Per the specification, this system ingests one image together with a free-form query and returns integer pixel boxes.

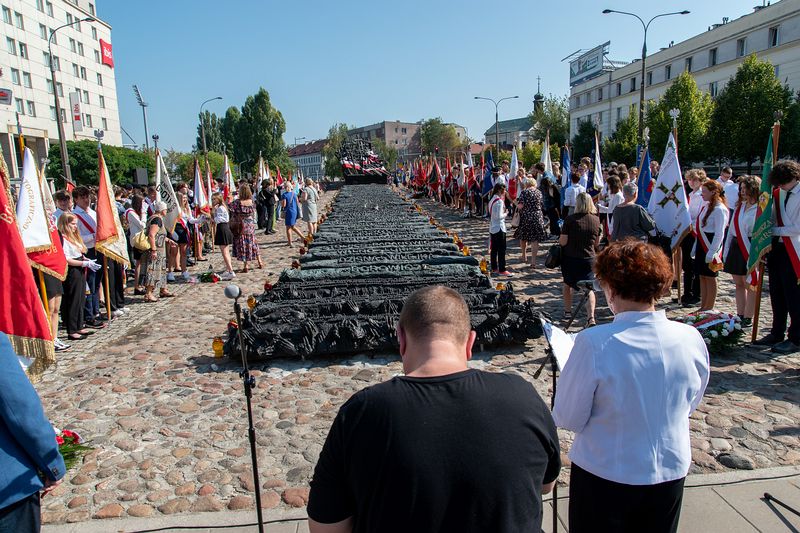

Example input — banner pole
[103,255,112,322]
[751,262,767,343]
[37,270,50,326]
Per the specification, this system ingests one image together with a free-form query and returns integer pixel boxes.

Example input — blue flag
[636,149,653,207]
[560,145,571,208]
[481,150,494,196]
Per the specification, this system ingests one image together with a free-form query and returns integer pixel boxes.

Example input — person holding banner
[722,175,760,327]
[140,202,176,302]
[71,187,105,329]
[680,170,707,307]
[693,181,728,312]
[755,161,800,354]
[125,195,147,295]
[58,213,100,340]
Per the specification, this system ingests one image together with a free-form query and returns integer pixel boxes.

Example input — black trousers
[113,261,125,310]
[681,234,701,299]
[266,204,276,232]
[569,463,685,533]
[768,242,800,343]
[490,231,506,272]
[61,265,85,335]
[546,206,560,235]
[0,492,40,533]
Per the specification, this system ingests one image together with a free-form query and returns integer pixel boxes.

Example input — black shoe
[753,333,784,346]
[740,317,753,328]
[772,340,800,354]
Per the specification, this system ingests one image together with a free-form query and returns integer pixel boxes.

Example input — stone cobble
[32,188,800,524]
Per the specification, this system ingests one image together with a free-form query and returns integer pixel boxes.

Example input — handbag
[132,229,151,251]
[229,216,242,236]
[544,243,562,269]
[511,210,521,228]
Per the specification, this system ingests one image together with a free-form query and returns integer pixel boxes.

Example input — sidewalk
[43,467,800,533]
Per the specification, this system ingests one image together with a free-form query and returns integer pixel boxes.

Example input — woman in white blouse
[553,239,709,533]
[125,194,147,295]
[693,180,729,311]
[598,175,624,237]
[680,170,708,306]
[723,175,761,327]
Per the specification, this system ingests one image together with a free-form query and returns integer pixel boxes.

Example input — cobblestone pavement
[33,187,800,525]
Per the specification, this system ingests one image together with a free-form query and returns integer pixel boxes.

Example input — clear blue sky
[101,0,763,153]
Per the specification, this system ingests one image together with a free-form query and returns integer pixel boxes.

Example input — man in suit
[0,334,66,532]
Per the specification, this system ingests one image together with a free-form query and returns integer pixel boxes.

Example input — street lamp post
[474,96,519,155]
[132,85,150,152]
[293,136,306,147]
[602,8,690,141]
[199,96,222,154]
[152,134,159,151]
[48,16,95,185]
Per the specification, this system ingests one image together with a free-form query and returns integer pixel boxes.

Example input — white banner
[16,147,51,252]
[154,149,181,232]
[648,132,692,250]
[69,92,83,133]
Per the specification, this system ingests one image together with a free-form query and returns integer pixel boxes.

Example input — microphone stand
[564,282,594,330]
[232,293,264,533]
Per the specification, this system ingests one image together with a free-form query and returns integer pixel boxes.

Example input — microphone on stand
[224,284,242,300]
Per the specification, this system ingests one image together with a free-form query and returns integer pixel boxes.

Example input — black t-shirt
[307,369,560,533]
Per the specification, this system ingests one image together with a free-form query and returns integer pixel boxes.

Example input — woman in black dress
[513,178,549,268]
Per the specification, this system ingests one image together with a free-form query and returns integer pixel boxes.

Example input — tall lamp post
[293,136,306,147]
[199,96,222,154]
[474,96,519,154]
[48,16,95,185]
[132,84,150,152]
[602,8,690,141]
[152,134,159,151]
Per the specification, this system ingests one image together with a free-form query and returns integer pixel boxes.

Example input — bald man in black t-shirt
[307,286,561,533]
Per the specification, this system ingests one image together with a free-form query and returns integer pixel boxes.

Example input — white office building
[569,0,800,140]
[0,0,120,178]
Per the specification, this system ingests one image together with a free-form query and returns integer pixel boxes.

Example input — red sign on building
[100,39,114,68]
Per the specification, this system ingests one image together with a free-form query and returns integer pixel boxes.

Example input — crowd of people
[34,174,322,353]
[398,154,800,352]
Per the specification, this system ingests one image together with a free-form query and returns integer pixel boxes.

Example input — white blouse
[126,208,145,236]
[695,203,729,259]
[213,205,229,223]
[62,238,83,260]
[553,310,709,485]
[688,189,705,227]
[723,203,757,260]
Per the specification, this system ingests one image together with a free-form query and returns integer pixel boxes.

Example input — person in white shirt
[597,175,624,236]
[692,180,729,311]
[717,166,739,213]
[72,187,106,328]
[755,160,800,354]
[488,184,511,276]
[722,175,760,327]
[563,173,586,217]
[53,190,72,222]
[125,195,147,295]
[578,159,591,189]
[681,170,708,306]
[553,239,709,533]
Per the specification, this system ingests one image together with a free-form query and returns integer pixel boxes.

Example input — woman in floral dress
[513,178,549,268]
[229,183,263,273]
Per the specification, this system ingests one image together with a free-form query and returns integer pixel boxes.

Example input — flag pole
[751,117,781,342]
[670,109,682,302]
[37,270,50,326]
[103,255,112,322]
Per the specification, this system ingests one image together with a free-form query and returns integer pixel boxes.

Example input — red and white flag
[16,148,51,253]
[222,154,235,201]
[96,148,130,267]
[193,158,210,215]
[275,165,283,187]
[28,158,67,281]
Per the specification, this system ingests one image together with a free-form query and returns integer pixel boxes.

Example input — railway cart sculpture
[225,184,544,362]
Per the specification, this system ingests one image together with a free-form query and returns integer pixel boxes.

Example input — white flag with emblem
[154,149,181,232]
[648,132,691,250]
[15,147,51,252]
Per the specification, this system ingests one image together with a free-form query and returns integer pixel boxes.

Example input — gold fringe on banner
[7,333,55,383]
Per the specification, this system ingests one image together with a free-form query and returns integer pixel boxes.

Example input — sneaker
[220,271,235,281]
[54,339,70,352]
[166,272,176,282]
[753,333,784,346]
[772,339,800,354]
[112,309,125,318]
[121,307,131,314]
[499,271,514,277]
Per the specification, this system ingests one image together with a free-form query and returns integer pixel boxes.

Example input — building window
[10,68,20,85]
[22,72,31,88]
[401,127,407,134]
[101,117,107,130]
[18,42,27,58]
[775,64,780,78]
[91,27,97,40]
[94,49,100,62]
[77,42,84,56]
[37,0,44,11]
[14,11,23,29]
[616,107,622,121]
[709,48,717,67]
[646,71,653,86]
[1,6,9,23]
[72,63,79,76]
[709,81,718,97]
[685,57,693,72]
[47,79,54,93]
[629,77,636,92]
[56,82,63,96]
[84,114,92,127]
[6,37,16,55]
[74,19,80,32]
[98,95,105,108]
[15,98,24,114]
[39,23,47,39]
[83,90,89,104]
[665,65,672,80]
[52,56,60,71]
[27,101,35,117]
[598,111,603,124]
[96,73,102,86]
[615,82,622,96]
[80,67,87,80]
[66,13,73,24]
[769,26,779,48]
[49,28,57,44]
[50,106,57,120]
[60,108,66,123]
[69,38,76,52]
[89,3,95,16]
[737,38,746,57]
[597,88,603,101]
[46,1,53,16]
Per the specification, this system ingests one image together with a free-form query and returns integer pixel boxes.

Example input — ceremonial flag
[255,155,269,192]
[541,131,554,180]
[481,150,494,196]
[154,149,181,232]
[0,151,54,380]
[647,133,691,251]
[428,156,441,187]
[221,153,235,201]
[747,127,777,275]
[444,156,453,189]
[592,132,604,191]
[28,162,67,280]
[16,148,51,253]
[95,147,130,267]
[509,147,519,199]
[636,148,653,207]
[560,145,571,189]
[466,152,476,189]
[65,178,75,193]
[193,158,210,215]
[275,165,283,186]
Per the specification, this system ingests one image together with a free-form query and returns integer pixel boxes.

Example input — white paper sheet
[540,318,575,371]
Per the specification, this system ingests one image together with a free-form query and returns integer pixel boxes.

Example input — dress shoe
[753,333,784,346]
[772,340,800,354]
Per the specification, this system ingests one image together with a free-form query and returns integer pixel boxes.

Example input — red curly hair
[594,239,673,303]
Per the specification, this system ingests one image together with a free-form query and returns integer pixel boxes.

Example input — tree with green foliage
[708,54,792,173]
[530,95,570,145]
[645,72,715,164]
[603,108,639,167]
[235,88,288,170]
[220,106,241,157]
[780,90,800,159]
[196,111,223,153]
[322,123,350,178]
[46,140,154,186]
[420,118,463,155]
[372,138,398,171]
[571,120,597,161]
